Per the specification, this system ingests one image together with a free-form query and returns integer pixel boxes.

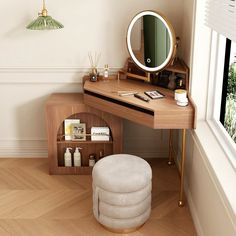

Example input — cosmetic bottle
[64,147,72,167]
[104,64,109,78]
[89,154,96,167]
[168,72,176,90]
[74,147,82,167]
[99,150,104,159]
[176,76,185,89]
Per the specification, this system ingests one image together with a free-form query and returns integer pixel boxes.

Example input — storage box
[91,127,110,141]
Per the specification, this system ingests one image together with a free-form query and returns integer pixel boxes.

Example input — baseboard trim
[0,140,48,158]
[186,183,205,236]
[0,140,167,159]
[124,151,168,159]
[174,138,204,236]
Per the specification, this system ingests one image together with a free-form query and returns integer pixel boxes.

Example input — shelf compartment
[56,166,93,175]
[45,93,123,175]
[57,133,112,142]
[57,142,113,167]
[57,140,113,144]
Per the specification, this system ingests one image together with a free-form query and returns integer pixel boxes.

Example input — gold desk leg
[179,129,186,207]
[168,129,174,165]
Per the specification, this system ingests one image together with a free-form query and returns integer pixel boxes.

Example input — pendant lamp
[27,0,63,30]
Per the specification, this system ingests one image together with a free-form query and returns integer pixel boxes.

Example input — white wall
[0,0,183,68]
[180,0,236,235]
[0,0,184,157]
[2,1,235,235]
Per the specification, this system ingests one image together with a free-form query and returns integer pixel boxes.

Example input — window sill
[191,120,236,224]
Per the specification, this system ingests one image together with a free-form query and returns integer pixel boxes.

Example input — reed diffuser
[88,52,101,82]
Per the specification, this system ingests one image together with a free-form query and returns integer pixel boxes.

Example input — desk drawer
[84,92,154,129]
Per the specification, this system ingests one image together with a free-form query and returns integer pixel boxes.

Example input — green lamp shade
[26,16,64,30]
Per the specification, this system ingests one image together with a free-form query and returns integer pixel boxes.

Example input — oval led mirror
[127,11,176,75]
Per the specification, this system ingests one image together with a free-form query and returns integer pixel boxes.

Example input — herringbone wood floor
[0,158,197,236]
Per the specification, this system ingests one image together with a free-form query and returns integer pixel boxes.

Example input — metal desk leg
[168,129,174,165]
[179,129,186,207]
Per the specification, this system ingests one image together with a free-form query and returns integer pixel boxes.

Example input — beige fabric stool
[92,154,152,233]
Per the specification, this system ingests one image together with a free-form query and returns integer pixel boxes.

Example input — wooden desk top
[83,77,196,129]
[46,93,85,106]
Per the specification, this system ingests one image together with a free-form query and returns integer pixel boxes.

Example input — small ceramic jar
[89,154,96,167]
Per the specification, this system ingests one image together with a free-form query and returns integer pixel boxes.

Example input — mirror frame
[127,10,176,74]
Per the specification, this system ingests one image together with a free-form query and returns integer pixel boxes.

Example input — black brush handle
[134,94,150,102]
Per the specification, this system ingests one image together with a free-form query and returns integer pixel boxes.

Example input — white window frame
[190,0,236,220]
[206,31,236,170]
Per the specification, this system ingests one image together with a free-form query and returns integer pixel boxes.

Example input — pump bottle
[74,147,82,167]
[64,147,72,167]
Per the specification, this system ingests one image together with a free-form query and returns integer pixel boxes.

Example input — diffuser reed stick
[88,52,101,69]
[88,52,101,82]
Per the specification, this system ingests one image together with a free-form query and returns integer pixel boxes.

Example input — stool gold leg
[102,224,144,233]
[168,129,174,165]
[178,129,186,207]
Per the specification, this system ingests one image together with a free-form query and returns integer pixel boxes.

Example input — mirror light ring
[127,10,176,73]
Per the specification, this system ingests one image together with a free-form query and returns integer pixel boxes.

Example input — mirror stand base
[118,70,151,83]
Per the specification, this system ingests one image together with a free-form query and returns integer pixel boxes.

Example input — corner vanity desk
[46,9,196,207]
[83,75,196,207]
[46,76,195,207]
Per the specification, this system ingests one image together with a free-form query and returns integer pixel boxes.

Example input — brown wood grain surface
[45,93,123,175]
[83,78,195,129]
[0,158,197,236]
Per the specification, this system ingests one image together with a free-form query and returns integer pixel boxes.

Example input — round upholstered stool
[92,154,152,233]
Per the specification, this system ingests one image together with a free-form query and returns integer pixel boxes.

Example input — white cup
[175,89,188,106]
[175,89,187,101]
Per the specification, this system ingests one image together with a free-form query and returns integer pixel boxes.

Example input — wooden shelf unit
[121,57,189,91]
[57,140,113,144]
[165,58,189,91]
[45,93,123,175]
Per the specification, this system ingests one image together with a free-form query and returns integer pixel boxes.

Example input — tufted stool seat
[92,154,152,233]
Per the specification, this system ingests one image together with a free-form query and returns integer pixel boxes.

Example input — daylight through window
[220,39,236,143]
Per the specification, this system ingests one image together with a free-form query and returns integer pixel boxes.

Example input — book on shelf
[91,127,110,141]
[64,119,80,140]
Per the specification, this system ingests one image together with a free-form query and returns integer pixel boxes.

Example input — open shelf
[166,58,189,74]
[122,58,189,91]
[56,166,93,175]
[57,140,113,144]
[57,133,113,144]
[57,141,113,167]
[45,93,123,175]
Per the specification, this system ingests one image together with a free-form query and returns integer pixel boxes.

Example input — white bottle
[64,147,72,167]
[74,147,82,167]
[104,64,109,78]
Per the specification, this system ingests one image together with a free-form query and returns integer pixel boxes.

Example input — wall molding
[124,150,169,159]
[186,186,205,236]
[0,139,168,159]
[0,67,121,84]
[174,149,204,236]
[0,140,48,158]
[0,67,121,73]
[0,67,89,73]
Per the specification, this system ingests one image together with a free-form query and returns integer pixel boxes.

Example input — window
[205,32,236,168]
[220,39,236,143]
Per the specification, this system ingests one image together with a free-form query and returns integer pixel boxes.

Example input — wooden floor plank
[0,158,197,235]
